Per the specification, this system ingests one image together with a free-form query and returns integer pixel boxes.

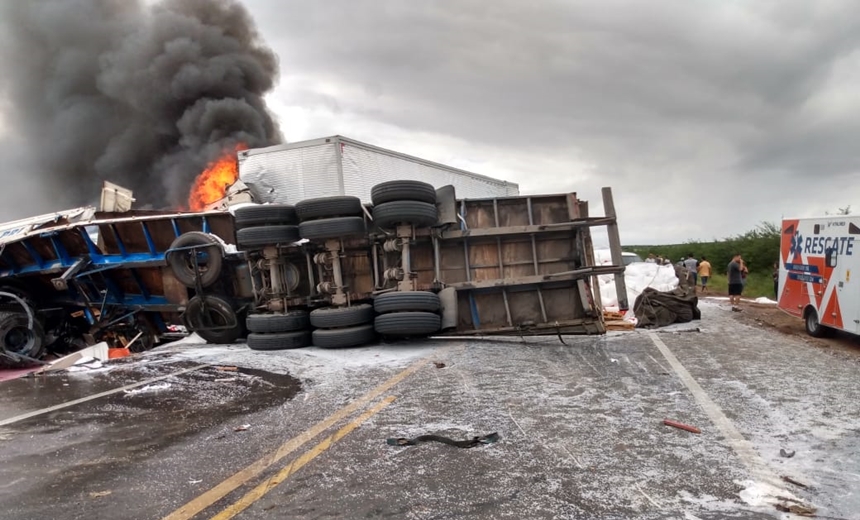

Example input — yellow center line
[210,396,397,520]
[162,354,435,520]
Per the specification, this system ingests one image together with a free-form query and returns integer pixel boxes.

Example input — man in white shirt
[683,254,699,286]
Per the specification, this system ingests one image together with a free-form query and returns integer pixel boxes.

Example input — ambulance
[778,216,860,337]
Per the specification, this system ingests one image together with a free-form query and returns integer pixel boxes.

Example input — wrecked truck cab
[0,205,253,365]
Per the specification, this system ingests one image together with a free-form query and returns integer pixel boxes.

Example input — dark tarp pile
[633,267,701,329]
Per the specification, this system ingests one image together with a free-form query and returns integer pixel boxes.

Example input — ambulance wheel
[804,308,827,338]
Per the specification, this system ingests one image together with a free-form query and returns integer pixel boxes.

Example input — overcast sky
[2,1,858,246]
[239,0,860,245]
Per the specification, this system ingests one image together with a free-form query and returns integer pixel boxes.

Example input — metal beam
[446,265,624,290]
[602,187,629,311]
[440,218,615,239]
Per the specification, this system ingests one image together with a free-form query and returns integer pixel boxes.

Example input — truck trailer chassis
[0,182,628,364]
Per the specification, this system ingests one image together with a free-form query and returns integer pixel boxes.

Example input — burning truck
[0,136,629,366]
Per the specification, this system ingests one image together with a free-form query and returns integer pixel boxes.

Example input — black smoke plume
[0,0,281,216]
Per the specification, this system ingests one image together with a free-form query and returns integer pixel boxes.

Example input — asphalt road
[1,301,858,520]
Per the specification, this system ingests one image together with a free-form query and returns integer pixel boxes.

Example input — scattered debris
[123,382,172,396]
[89,491,112,498]
[387,432,500,448]
[663,419,701,434]
[779,448,796,458]
[67,357,105,372]
[108,348,131,359]
[433,362,446,369]
[234,424,251,432]
[774,503,816,516]
[603,310,627,320]
[33,342,111,374]
[188,479,202,485]
[781,476,809,489]
[216,366,239,372]
[605,320,635,331]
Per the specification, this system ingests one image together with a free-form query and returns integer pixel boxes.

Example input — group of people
[646,253,715,293]
[646,252,757,305]
[643,252,782,311]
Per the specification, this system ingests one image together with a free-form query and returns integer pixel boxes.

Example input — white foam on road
[152,339,442,384]
[647,330,805,512]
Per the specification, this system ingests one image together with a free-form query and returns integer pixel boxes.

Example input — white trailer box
[237,136,519,204]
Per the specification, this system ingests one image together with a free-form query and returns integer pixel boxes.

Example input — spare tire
[374,291,441,314]
[312,324,376,348]
[310,304,374,329]
[0,312,45,364]
[299,217,365,241]
[237,225,300,249]
[372,201,437,228]
[184,295,243,344]
[296,196,363,221]
[247,331,311,351]
[234,204,298,229]
[371,180,437,205]
[374,312,441,337]
[246,311,309,334]
[168,232,223,288]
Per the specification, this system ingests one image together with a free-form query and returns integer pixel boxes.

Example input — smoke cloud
[0,0,281,216]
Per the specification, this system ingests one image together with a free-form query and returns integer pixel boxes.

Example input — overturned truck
[0,142,629,363]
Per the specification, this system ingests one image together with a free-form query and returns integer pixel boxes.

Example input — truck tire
[185,295,244,344]
[371,180,437,206]
[234,204,298,229]
[168,232,223,288]
[312,324,376,348]
[246,311,310,334]
[299,217,365,241]
[310,304,374,329]
[237,225,300,249]
[372,201,437,228]
[0,312,45,364]
[296,196,363,221]
[375,312,441,337]
[804,308,829,338]
[247,331,311,351]
[374,291,441,314]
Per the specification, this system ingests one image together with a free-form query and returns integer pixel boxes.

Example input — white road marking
[647,332,783,488]
[0,364,208,427]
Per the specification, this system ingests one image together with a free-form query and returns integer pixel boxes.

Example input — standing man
[683,253,698,287]
[698,256,712,293]
[727,254,744,311]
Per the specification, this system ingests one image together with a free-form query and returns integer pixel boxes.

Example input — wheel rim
[204,307,229,328]
[4,326,34,354]
[807,312,819,332]
[182,250,212,274]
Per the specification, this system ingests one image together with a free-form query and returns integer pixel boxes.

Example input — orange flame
[187,143,247,211]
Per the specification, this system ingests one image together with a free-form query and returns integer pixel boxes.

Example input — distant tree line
[628,222,781,274]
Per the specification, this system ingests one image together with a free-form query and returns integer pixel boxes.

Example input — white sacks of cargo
[597,262,679,312]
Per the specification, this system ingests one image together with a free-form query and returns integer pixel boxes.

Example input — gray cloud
[245,0,860,243]
[0,0,281,216]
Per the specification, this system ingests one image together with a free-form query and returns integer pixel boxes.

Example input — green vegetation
[696,272,776,299]
[628,222,780,298]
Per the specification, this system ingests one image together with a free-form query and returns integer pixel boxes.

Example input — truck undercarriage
[0,181,628,365]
